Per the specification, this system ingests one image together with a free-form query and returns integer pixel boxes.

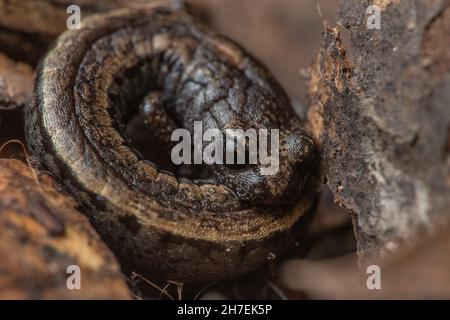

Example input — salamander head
[214,128,316,207]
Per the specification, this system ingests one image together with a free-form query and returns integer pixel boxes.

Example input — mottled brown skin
[25,4,316,283]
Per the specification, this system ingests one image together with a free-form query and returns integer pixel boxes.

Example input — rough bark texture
[0,159,130,299]
[308,0,450,260]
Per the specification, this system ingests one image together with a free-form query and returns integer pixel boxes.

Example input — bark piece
[0,159,130,299]
[308,0,450,259]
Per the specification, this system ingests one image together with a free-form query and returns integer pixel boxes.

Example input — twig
[131,272,175,300]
